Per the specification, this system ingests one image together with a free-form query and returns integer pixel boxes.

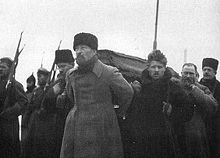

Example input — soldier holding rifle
[0,32,27,158]
[23,49,74,158]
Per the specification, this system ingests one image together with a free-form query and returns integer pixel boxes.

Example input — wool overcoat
[60,60,134,158]
[178,82,218,158]
[200,77,220,158]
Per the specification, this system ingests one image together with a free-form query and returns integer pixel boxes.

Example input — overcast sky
[1,0,220,87]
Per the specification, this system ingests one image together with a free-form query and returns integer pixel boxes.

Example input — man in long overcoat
[60,32,134,158]
[179,63,218,158]
[126,50,194,158]
[199,58,220,158]
[0,57,28,158]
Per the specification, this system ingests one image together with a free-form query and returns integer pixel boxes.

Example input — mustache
[204,73,210,76]
[182,76,195,84]
[153,72,159,75]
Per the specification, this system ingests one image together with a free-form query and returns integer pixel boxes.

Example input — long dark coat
[125,68,194,158]
[178,82,218,158]
[0,79,28,158]
[60,60,134,158]
[200,77,220,158]
[23,75,71,158]
[21,86,45,158]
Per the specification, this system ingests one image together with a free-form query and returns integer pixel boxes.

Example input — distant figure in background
[60,32,134,158]
[21,67,49,158]
[25,73,36,101]
[0,57,28,158]
[23,49,75,158]
[33,49,75,158]
[200,58,220,158]
[178,63,217,158]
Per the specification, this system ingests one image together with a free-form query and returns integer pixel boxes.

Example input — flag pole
[153,0,159,50]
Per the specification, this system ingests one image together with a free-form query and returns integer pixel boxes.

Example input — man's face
[202,66,216,80]
[181,65,196,85]
[75,45,96,66]
[57,62,74,75]
[27,81,34,88]
[148,61,166,80]
[0,62,10,78]
[37,73,48,86]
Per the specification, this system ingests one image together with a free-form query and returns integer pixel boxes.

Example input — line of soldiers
[0,32,219,158]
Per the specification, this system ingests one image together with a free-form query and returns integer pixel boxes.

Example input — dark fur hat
[0,57,13,68]
[73,32,98,50]
[202,58,219,71]
[147,50,167,66]
[37,67,49,76]
[55,49,74,64]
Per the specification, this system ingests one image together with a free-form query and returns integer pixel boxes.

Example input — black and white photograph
[0,0,220,158]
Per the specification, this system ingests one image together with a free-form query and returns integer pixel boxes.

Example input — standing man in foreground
[127,50,194,158]
[60,32,134,158]
[0,57,28,158]
[200,58,220,158]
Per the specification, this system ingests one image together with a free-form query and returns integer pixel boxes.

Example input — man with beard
[60,32,134,158]
[199,58,220,158]
[128,50,194,158]
[0,57,28,158]
[21,67,49,158]
[178,63,218,158]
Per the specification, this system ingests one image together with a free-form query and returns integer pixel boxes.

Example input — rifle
[50,40,62,83]
[39,40,62,112]
[6,31,25,89]
[2,32,25,112]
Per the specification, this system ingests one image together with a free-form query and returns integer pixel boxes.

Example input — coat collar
[92,60,103,78]
[68,59,103,78]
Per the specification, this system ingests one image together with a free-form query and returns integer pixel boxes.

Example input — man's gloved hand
[130,80,141,94]
[53,83,62,95]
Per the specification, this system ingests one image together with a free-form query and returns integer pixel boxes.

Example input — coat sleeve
[65,70,75,106]
[0,81,28,120]
[169,81,194,123]
[108,67,134,118]
[189,84,218,116]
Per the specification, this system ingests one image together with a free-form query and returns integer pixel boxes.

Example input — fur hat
[202,58,219,71]
[0,57,13,68]
[73,32,98,50]
[37,67,49,76]
[55,49,74,64]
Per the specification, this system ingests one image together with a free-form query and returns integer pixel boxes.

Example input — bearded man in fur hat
[60,32,134,158]
[0,57,28,158]
[199,58,220,158]
[127,50,194,158]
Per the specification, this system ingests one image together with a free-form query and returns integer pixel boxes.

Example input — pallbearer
[60,32,134,158]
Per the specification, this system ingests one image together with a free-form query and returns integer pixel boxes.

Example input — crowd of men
[0,32,219,158]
